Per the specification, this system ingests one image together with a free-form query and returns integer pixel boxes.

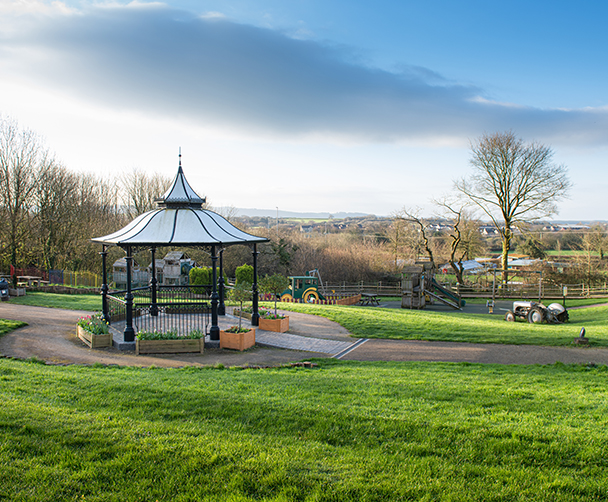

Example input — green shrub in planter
[259,273,289,317]
[229,282,252,330]
[136,329,205,341]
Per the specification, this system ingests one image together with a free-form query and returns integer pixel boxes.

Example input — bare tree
[455,131,571,281]
[118,168,172,218]
[394,208,436,269]
[34,164,80,270]
[0,117,57,282]
[385,217,407,271]
[434,198,469,283]
[586,224,607,260]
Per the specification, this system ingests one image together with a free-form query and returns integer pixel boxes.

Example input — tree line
[0,117,173,278]
[4,116,604,288]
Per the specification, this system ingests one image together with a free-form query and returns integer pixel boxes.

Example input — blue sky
[0,0,606,219]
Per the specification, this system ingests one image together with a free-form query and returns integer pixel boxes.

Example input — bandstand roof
[92,158,268,248]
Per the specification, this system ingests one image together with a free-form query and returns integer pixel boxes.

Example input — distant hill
[235,208,370,219]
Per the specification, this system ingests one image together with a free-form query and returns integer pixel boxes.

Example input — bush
[189,266,228,295]
[235,264,254,285]
[189,266,212,293]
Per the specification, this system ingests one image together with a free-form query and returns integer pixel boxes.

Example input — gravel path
[0,304,334,368]
[2,303,608,367]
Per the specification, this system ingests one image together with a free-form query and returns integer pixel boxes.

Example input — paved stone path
[223,313,358,355]
[110,311,359,355]
[256,330,354,354]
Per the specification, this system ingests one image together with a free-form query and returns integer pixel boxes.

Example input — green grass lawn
[272,302,608,347]
[1,358,607,501]
[0,318,27,335]
[545,250,600,256]
[464,297,608,307]
[7,292,101,311]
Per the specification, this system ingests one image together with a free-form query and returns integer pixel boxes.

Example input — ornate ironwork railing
[106,285,213,337]
[107,294,126,323]
[157,284,213,302]
[133,302,210,336]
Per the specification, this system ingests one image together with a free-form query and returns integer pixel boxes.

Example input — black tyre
[557,311,569,323]
[527,307,544,324]
[504,310,516,322]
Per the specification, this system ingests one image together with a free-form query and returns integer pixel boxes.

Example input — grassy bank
[1,358,607,501]
[272,303,608,346]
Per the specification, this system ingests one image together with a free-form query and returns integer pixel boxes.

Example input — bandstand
[92,155,268,347]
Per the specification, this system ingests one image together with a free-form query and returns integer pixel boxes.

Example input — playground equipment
[281,270,326,302]
[504,301,569,324]
[401,264,465,310]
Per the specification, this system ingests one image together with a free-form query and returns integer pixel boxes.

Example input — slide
[431,278,466,308]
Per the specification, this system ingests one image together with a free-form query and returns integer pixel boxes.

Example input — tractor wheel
[280,293,293,302]
[303,289,320,303]
[557,311,569,323]
[527,307,545,324]
[504,310,516,322]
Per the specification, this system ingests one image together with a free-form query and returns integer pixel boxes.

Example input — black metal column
[210,245,220,340]
[124,246,135,342]
[150,247,158,316]
[218,248,226,315]
[252,243,260,326]
[100,245,109,323]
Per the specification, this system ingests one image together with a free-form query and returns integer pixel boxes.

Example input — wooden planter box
[77,325,113,349]
[220,328,255,351]
[232,308,252,320]
[136,338,204,355]
[259,316,289,333]
[9,288,26,297]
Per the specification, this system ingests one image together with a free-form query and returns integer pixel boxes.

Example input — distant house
[479,226,500,236]
[161,251,196,285]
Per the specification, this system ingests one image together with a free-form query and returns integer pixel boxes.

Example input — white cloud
[0,2,607,148]
[199,11,225,20]
[0,0,76,15]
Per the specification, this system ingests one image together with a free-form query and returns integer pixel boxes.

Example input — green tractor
[281,270,326,302]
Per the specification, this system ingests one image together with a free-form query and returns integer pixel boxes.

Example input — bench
[359,293,380,306]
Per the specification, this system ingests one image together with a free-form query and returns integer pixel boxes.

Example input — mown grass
[545,250,600,256]
[564,297,608,307]
[1,358,607,501]
[8,292,101,311]
[0,319,27,335]
[272,302,608,346]
[464,297,608,307]
[8,292,238,311]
